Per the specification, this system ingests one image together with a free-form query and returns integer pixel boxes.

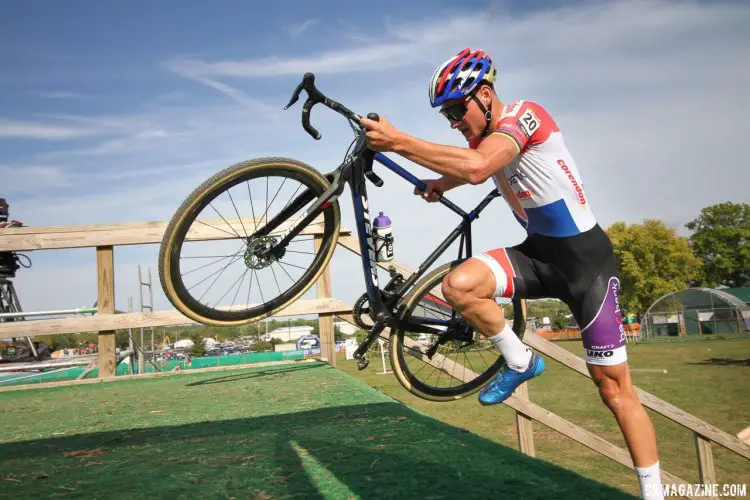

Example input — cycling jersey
[468,101,626,366]
[470,100,596,238]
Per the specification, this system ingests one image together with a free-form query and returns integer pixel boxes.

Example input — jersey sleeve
[495,101,556,152]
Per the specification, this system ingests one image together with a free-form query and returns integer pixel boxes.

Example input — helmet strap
[471,93,494,137]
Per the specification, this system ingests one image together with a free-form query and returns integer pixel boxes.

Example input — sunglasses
[440,101,470,123]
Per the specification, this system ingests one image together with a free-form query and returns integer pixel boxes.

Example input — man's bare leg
[441,259,531,371]
[589,362,663,499]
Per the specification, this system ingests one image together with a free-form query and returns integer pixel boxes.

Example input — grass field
[0,337,747,499]
[339,337,750,497]
[0,363,635,500]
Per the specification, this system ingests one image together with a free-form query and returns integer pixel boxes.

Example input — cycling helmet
[428,48,497,108]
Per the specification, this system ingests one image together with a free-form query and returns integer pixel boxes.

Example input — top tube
[373,153,499,220]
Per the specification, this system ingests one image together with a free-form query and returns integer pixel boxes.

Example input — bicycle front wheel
[389,261,527,402]
[159,158,340,326]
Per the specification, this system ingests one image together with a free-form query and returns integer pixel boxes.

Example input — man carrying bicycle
[361,48,664,500]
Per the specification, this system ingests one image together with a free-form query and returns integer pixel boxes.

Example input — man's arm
[392,132,518,185]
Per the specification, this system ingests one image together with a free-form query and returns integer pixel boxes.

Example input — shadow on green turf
[688,357,750,366]
[0,402,635,499]
[185,363,322,387]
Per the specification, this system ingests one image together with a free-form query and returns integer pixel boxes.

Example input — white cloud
[287,18,319,39]
[31,90,90,100]
[0,119,94,140]
[0,165,70,192]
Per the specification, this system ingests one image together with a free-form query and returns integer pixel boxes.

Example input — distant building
[266,325,314,342]
[334,321,357,336]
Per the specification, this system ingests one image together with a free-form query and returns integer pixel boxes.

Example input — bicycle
[158,73,527,402]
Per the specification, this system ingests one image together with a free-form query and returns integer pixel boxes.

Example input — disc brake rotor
[244,236,281,270]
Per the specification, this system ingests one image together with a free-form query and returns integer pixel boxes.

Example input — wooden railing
[0,217,348,375]
[2,220,749,499]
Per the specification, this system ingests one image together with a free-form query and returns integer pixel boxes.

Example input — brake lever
[364,169,384,187]
[284,80,305,110]
[302,98,321,140]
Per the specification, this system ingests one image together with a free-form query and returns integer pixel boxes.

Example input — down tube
[351,188,381,304]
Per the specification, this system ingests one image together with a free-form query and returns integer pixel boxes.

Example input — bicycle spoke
[214,267,250,309]
[279,183,304,215]
[209,202,242,239]
[187,247,244,291]
[196,252,244,303]
[276,260,308,271]
[284,249,316,256]
[259,176,287,228]
[194,218,243,239]
[275,261,297,283]
[229,270,249,311]
[182,253,237,277]
[246,268,254,309]
[227,190,249,239]
[270,264,282,295]
[255,269,265,304]
[247,181,257,229]
[181,255,239,259]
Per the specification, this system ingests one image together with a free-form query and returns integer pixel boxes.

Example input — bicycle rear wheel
[389,261,526,402]
[159,157,340,326]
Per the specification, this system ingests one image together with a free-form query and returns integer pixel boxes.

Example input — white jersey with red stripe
[470,100,597,238]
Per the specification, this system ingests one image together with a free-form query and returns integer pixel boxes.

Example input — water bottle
[373,212,394,262]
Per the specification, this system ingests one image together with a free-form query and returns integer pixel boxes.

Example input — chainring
[352,293,374,330]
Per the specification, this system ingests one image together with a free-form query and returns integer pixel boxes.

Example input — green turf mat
[0,362,634,499]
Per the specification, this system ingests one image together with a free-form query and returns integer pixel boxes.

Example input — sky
[1,0,749,317]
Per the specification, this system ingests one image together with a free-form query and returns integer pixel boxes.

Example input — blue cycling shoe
[478,353,545,406]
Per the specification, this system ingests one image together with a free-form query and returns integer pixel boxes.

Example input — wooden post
[514,381,536,457]
[314,236,335,367]
[96,246,116,377]
[694,433,717,485]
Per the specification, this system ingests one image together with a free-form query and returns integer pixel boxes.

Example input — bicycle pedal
[357,355,370,370]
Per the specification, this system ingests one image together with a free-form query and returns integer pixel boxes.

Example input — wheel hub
[244,236,281,270]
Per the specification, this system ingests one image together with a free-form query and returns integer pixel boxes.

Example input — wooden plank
[0,359,318,393]
[694,434,717,486]
[514,382,536,457]
[337,235,416,280]
[1,217,350,252]
[0,298,353,338]
[523,331,750,460]
[314,235,336,367]
[96,246,116,378]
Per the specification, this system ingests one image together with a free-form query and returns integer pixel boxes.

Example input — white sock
[488,321,532,372]
[635,461,664,500]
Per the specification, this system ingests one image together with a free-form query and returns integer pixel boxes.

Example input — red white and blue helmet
[428,48,497,108]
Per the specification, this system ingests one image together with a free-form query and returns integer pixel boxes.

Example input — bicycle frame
[258,146,500,356]
[259,72,502,360]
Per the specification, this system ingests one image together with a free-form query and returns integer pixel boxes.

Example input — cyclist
[361,48,664,499]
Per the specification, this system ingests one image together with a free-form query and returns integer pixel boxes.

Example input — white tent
[174,339,194,349]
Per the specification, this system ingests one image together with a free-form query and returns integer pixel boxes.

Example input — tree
[253,340,273,351]
[607,220,701,315]
[188,332,206,357]
[686,202,750,287]
[334,326,345,342]
[553,315,570,330]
